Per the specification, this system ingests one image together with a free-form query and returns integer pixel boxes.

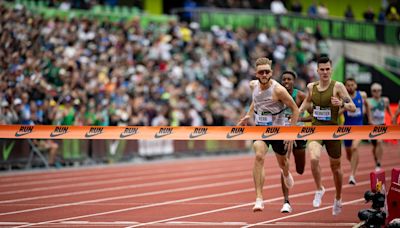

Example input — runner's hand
[331,96,342,107]
[237,115,250,126]
[284,140,295,155]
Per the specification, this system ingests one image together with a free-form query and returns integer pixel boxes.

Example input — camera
[357,191,386,228]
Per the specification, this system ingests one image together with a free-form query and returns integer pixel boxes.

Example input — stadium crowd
[0,3,330,127]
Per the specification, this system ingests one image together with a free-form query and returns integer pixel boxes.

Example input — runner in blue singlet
[342,78,371,185]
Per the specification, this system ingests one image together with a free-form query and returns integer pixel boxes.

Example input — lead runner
[237,57,299,212]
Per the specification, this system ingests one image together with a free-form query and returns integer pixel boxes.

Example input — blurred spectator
[363,7,376,22]
[270,0,287,14]
[291,0,302,14]
[378,8,386,22]
[183,0,197,22]
[386,6,400,21]
[344,5,354,20]
[307,0,318,17]
[317,3,329,18]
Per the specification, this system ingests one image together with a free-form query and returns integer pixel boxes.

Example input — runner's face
[317,62,331,81]
[256,64,272,85]
[345,80,357,95]
[282,73,294,91]
[371,87,382,98]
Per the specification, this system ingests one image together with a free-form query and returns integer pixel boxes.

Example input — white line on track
[166,221,248,226]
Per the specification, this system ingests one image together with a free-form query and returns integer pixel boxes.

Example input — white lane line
[11,162,379,228]
[166,221,248,226]
[242,198,365,227]
[0,222,30,225]
[60,221,139,225]
[0,165,248,196]
[0,167,248,204]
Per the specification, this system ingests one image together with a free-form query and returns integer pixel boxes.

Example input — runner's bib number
[372,109,385,124]
[255,113,273,126]
[313,106,331,121]
[347,107,362,117]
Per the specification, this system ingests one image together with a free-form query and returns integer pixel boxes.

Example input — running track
[0,143,399,227]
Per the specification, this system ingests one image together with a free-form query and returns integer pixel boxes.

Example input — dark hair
[281,70,297,79]
[344,77,356,84]
[317,56,332,66]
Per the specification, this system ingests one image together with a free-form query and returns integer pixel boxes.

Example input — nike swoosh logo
[85,132,103,138]
[15,132,32,137]
[261,132,280,139]
[226,132,244,139]
[296,132,315,139]
[120,132,138,138]
[369,132,387,138]
[50,131,68,137]
[154,133,172,138]
[332,132,351,139]
[189,132,207,138]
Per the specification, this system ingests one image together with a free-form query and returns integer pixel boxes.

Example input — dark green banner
[196,10,399,45]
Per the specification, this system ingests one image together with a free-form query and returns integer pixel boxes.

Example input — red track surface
[0,143,399,227]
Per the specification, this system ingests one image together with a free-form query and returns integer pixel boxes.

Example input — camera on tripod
[357,190,387,228]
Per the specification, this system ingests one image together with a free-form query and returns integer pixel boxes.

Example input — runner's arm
[277,85,299,126]
[361,91,372,124]
[336,82,356,112]
[299,83,313,115]
[384,97,393,121]
[393,101,400,125]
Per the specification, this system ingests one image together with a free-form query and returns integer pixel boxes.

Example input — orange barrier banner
[0,125,399,140]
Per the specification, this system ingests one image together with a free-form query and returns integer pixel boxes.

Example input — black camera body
[357,191,387,228]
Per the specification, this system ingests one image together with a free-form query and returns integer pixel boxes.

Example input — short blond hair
[371,83,382,91]
[255,57,272,67]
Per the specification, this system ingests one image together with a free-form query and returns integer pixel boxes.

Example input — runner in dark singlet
[299,56,356,216]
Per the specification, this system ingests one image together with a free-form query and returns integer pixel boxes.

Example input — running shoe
[280,202,293,213]
[349,175,356,185]
[332,198,342,216]
[252,198,264,212]
[313,187,325,208]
